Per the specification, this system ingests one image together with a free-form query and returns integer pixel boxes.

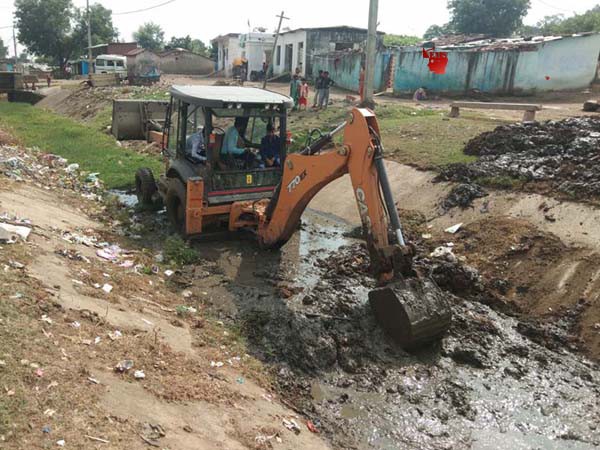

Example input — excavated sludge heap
[437,116,600,198]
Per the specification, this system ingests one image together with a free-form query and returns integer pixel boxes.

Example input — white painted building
[212,32,273,78]
[211,33,241,77]
[272,26,384,78]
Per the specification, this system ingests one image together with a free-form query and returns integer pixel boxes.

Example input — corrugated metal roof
[420,33,600,51]
[170,86,294,107]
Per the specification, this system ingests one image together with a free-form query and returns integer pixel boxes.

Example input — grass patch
[163,235,200,266]
[477,175,526,189]
[0,103,163,189]
[378,110,506,168]
[130,88,170,101]
[89,104,113,132]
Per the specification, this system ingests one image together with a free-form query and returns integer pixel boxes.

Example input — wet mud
[436,116,600,200]
[189,213,600,450]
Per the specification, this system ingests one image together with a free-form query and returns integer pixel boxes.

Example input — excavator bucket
[369,277,452,349]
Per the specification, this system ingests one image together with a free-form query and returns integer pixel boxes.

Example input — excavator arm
[253,107,451,348]
[259,108,406,282]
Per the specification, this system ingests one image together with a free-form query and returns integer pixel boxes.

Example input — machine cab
[164,85,293,205]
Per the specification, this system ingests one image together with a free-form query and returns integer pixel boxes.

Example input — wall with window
[272,30,307,77]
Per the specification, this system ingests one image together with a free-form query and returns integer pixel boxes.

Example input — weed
[477,175,526,189]
[163,235,199,266]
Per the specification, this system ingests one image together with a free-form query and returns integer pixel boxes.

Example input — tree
[14,0,117,72]
[134,23,165,52]
[0,37,7,59]
[552,6,600,34]
[15,0,75,71]
[383,34,421,46]
[448,0,531,37]
[72,3,118,57]
[165,35,210,56]
[423,24,455,39]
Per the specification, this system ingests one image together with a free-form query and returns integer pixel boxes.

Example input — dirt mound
[449,216,600,358]
[437,116,600,199]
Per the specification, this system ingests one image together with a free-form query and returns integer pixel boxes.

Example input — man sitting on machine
[259,123,281,168]
[220,117,257,170]
[185,126,207,163]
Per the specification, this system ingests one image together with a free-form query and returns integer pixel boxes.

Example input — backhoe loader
[135,86,451,348]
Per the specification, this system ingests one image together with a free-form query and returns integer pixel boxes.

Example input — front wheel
[166,178,187,237]
[135,167,158,206]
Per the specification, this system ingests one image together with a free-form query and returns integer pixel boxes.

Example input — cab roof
[170,85,294,108]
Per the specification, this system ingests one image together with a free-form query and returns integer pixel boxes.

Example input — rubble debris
[134,370,146,380]
[282,418,301,434]
[102,284,113,294]
[436,117,600,199]
[444,223,463,234]
[0,223,31,243]
[115,360,134,373]
[441,183,487,209]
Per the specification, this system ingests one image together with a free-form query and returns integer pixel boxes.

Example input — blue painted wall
[312,50,392,93]
[393,33,600,94]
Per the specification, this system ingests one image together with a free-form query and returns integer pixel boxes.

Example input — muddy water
[190,210,600,450]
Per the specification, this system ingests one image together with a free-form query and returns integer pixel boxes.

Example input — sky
[0,0,599,57]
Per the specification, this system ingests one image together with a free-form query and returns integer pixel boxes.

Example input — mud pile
[437,117,600,199]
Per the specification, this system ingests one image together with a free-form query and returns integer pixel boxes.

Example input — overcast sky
[1,0,599,56]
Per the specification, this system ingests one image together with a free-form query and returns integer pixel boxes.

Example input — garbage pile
[436,117,600,199]
[0,145,104,201]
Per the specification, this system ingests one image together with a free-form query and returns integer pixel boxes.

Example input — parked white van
[95,54,127,79]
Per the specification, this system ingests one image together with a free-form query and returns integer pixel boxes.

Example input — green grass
[0,103,163,189]
[376,106,506,168]
[89,104,113,132]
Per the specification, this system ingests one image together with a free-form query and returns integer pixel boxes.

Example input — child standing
[299,79,309,111]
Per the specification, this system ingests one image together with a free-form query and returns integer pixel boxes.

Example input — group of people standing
[289,68,335,111]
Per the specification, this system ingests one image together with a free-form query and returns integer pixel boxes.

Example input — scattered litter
[40,315,53,325]
[430,246,457,263]
[119,260,134,268]
[56,439,65,447]
[10,293,23,300]
[71,279,84,286]
[96,246,121,261]
[70,321,81,329]
[108,330,123,341]
[0,223,31,243]
[115,360,134,373]
[42,426,51,434]
[262,393,273,402]
[102,284,113,294]
[8,260,24,269]
[306,420,319,433]
[44,409,56,417]
[236,377,244,384]
[65,163,80,173]
[93,283,101,289]
[283,418,301,434]
[181,290,193,299]
[445,223,463,234]
[85,435,109,444]
[88,377,100,385]
[210,361,224,368]
[421,233,432,240]
[164,269,174,277]
[94,336,101,345]
[134,370,146,380]
[141,318,153,326]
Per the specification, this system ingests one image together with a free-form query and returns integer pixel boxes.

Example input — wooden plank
[450,101,542,111]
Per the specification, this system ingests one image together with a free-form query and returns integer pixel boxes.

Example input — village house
[212,32,274,78]
[90,42,139,58]
[272,26,385,77]
[158,48,215,75]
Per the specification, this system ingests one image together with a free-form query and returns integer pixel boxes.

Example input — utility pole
[12,22,18,71]
[362,0,378,109]
[262,11,289,90]
[87,0,93,77]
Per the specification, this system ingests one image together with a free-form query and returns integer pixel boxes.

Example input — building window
[335,43,354,51]
[276,45,281,65]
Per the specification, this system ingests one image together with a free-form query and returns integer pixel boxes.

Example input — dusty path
[0,184,329,450]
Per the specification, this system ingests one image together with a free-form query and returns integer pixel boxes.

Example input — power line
[113,0,176,16]
[534,0,574,14]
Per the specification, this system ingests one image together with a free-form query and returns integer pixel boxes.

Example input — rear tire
[135,168,157,206]
[166,178,187,237]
